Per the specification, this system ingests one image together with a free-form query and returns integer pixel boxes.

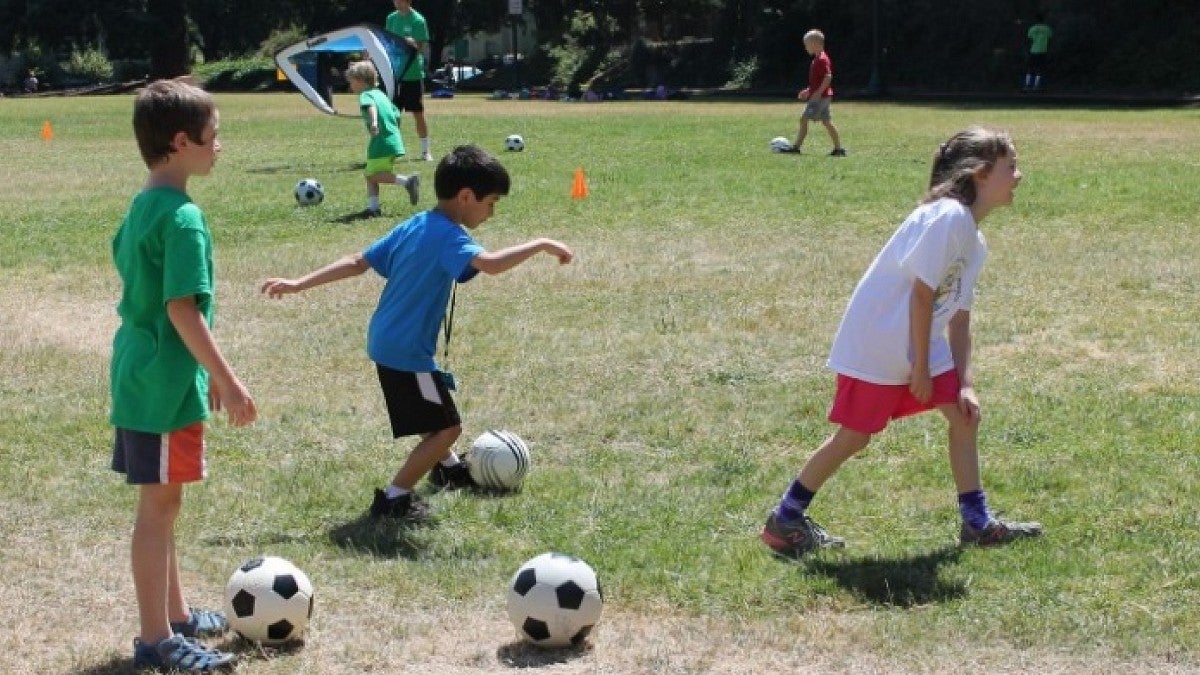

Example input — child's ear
[169,130,191,153]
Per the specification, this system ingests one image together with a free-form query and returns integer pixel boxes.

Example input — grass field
[1,92,1198,674]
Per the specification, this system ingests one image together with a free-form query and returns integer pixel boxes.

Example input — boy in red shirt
[785,29,846,156]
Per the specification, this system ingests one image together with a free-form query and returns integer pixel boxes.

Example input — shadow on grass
[328,512,431,558]
[496,640,592,668]
[246,161,365,174]
[803,545,965,607]
[329,209,385,224]
[70,655,133,675]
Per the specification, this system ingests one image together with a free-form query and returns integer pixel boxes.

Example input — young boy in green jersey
[346,60,420,217]
[111,78,257,671]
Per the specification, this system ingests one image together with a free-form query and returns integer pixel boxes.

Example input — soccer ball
[294,178,324,206]
[468,429,531,490]
[224,556,314,645]
[504,134,525,152]
[769,136,793,153]
[507,552,603,647]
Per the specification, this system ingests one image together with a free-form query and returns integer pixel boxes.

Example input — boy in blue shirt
[261,145,573,518]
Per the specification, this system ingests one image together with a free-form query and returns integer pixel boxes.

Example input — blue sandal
[171,607,230,639]
[133,635,235,671]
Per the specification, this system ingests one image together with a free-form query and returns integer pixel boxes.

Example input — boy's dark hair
[133,79,216,168]
[434,145,511,200]
[924,127,1014,206]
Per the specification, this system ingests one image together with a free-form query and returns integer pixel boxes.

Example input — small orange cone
[41,120,54,140]
[571,167,588,199]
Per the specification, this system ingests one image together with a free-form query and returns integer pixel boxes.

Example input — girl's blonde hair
[923,127,1014,205]
[345,61,379,86]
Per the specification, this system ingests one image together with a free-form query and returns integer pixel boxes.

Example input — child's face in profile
[459,191,503,230]
[348,77,368,93]
[804,39,822,56]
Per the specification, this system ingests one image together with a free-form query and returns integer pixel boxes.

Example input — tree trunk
[148,0,191,79]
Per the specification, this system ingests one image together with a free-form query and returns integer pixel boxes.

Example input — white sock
[420,138,430,155]
[394,175,409,186]
[368,196,380,210]
[384,485,410,499]
[440,453,461,467]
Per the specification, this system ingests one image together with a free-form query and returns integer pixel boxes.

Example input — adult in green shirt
[386,0,433,160]
[1024,14,1052,92]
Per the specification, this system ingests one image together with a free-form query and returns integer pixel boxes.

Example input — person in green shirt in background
[386,0,434,160]
[1024,14,1052,92]
[346,60,421,217]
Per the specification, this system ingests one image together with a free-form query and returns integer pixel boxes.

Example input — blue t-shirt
[362,210,484,372]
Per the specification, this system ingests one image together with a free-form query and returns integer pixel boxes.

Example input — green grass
[1,93,1197,671]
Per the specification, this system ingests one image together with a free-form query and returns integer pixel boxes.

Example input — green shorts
[364,155,397,176]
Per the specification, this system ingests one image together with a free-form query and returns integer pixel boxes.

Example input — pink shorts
[828,371,962,434]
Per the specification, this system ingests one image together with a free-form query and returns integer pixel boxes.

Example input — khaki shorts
[802,97,833,122]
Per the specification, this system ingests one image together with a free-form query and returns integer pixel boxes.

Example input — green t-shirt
[110,186,214,433]
[360,87,405,158]
[1028,23,1052,55]
[385,8,429,81]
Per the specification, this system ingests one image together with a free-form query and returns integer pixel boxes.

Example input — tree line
[2,0,1197,93]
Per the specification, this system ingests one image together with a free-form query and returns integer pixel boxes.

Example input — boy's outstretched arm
[166,296,257,427]
[261,253,371,298]
[470,238,573,276]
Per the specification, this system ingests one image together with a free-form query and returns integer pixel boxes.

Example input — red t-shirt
[808,51,834,98]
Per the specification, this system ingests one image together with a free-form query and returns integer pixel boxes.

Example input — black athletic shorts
[376,364,460,437]
[393,79,425,113]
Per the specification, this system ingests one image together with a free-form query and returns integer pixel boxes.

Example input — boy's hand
[261,278,303,298]
[541,239,574,264]
[210,376,257,427]
[908,367,932,403]
[370,122,379,136]
[958,385,981,422]
[798,88,811,101]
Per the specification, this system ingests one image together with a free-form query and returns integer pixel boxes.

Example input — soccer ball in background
[507,552,603,648]
[468,429,531,490]
[769,136,793,153]
[224,556,314,645]
[294,178,324,206]
[504,134,525,152]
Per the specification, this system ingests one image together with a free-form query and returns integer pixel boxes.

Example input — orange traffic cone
[571,167,588,199]
[41,120,54,140]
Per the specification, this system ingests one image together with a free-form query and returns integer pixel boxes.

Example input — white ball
[468,429,531,490]
[224,556,314,645]
[294,178,324,206]
[769,136,793,153]
[504,134,525,152]
[507,552,603,647]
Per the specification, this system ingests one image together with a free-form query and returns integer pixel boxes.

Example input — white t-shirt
[827,198,987,385]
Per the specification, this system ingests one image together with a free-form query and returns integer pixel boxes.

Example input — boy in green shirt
[1024,14,1052,92]
[346,60,420,217]
[386,0,433,160]
[111,79,257,671]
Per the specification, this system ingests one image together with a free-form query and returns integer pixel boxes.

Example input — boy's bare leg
[133,483,183,644]
[391,425,462,490]
[823,120,843,150]
[939,403,982,493]
[792,118,811,149]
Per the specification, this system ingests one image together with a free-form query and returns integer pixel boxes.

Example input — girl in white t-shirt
[762,127,1043,559]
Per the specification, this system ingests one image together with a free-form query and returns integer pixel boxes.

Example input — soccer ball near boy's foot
[294,178,324,206]
[467,429,531,491]
[224,556,314,645]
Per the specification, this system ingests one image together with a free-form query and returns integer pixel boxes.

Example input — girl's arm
[167,296,256,427]
[948,309,980,420]
[261,253,371,297]
[908,279,935,402]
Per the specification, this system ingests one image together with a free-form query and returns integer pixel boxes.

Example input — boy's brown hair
[132,79,216,168]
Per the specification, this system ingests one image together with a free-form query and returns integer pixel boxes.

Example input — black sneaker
[369,489,430,520]
[360,207,382,218]
[779,145,801,154]
[761,512,845,560]
[428,460,476,490]
[829,147,847,157]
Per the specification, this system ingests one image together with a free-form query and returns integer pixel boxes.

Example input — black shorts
[393,79,425,113]
[376,364,460,437]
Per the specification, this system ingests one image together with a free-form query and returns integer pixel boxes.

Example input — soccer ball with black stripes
[224,556,314,645]
[504,134,525,152]
[294,178,324,206]
[468,429,531,490]
[507,552,603,647]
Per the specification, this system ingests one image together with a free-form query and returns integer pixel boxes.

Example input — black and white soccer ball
[294,178,324,206]
[224,556,314,645]
[507,552,603,648]
[769,136,793,153]
[504,134,525,152]
[468,429,531,490]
